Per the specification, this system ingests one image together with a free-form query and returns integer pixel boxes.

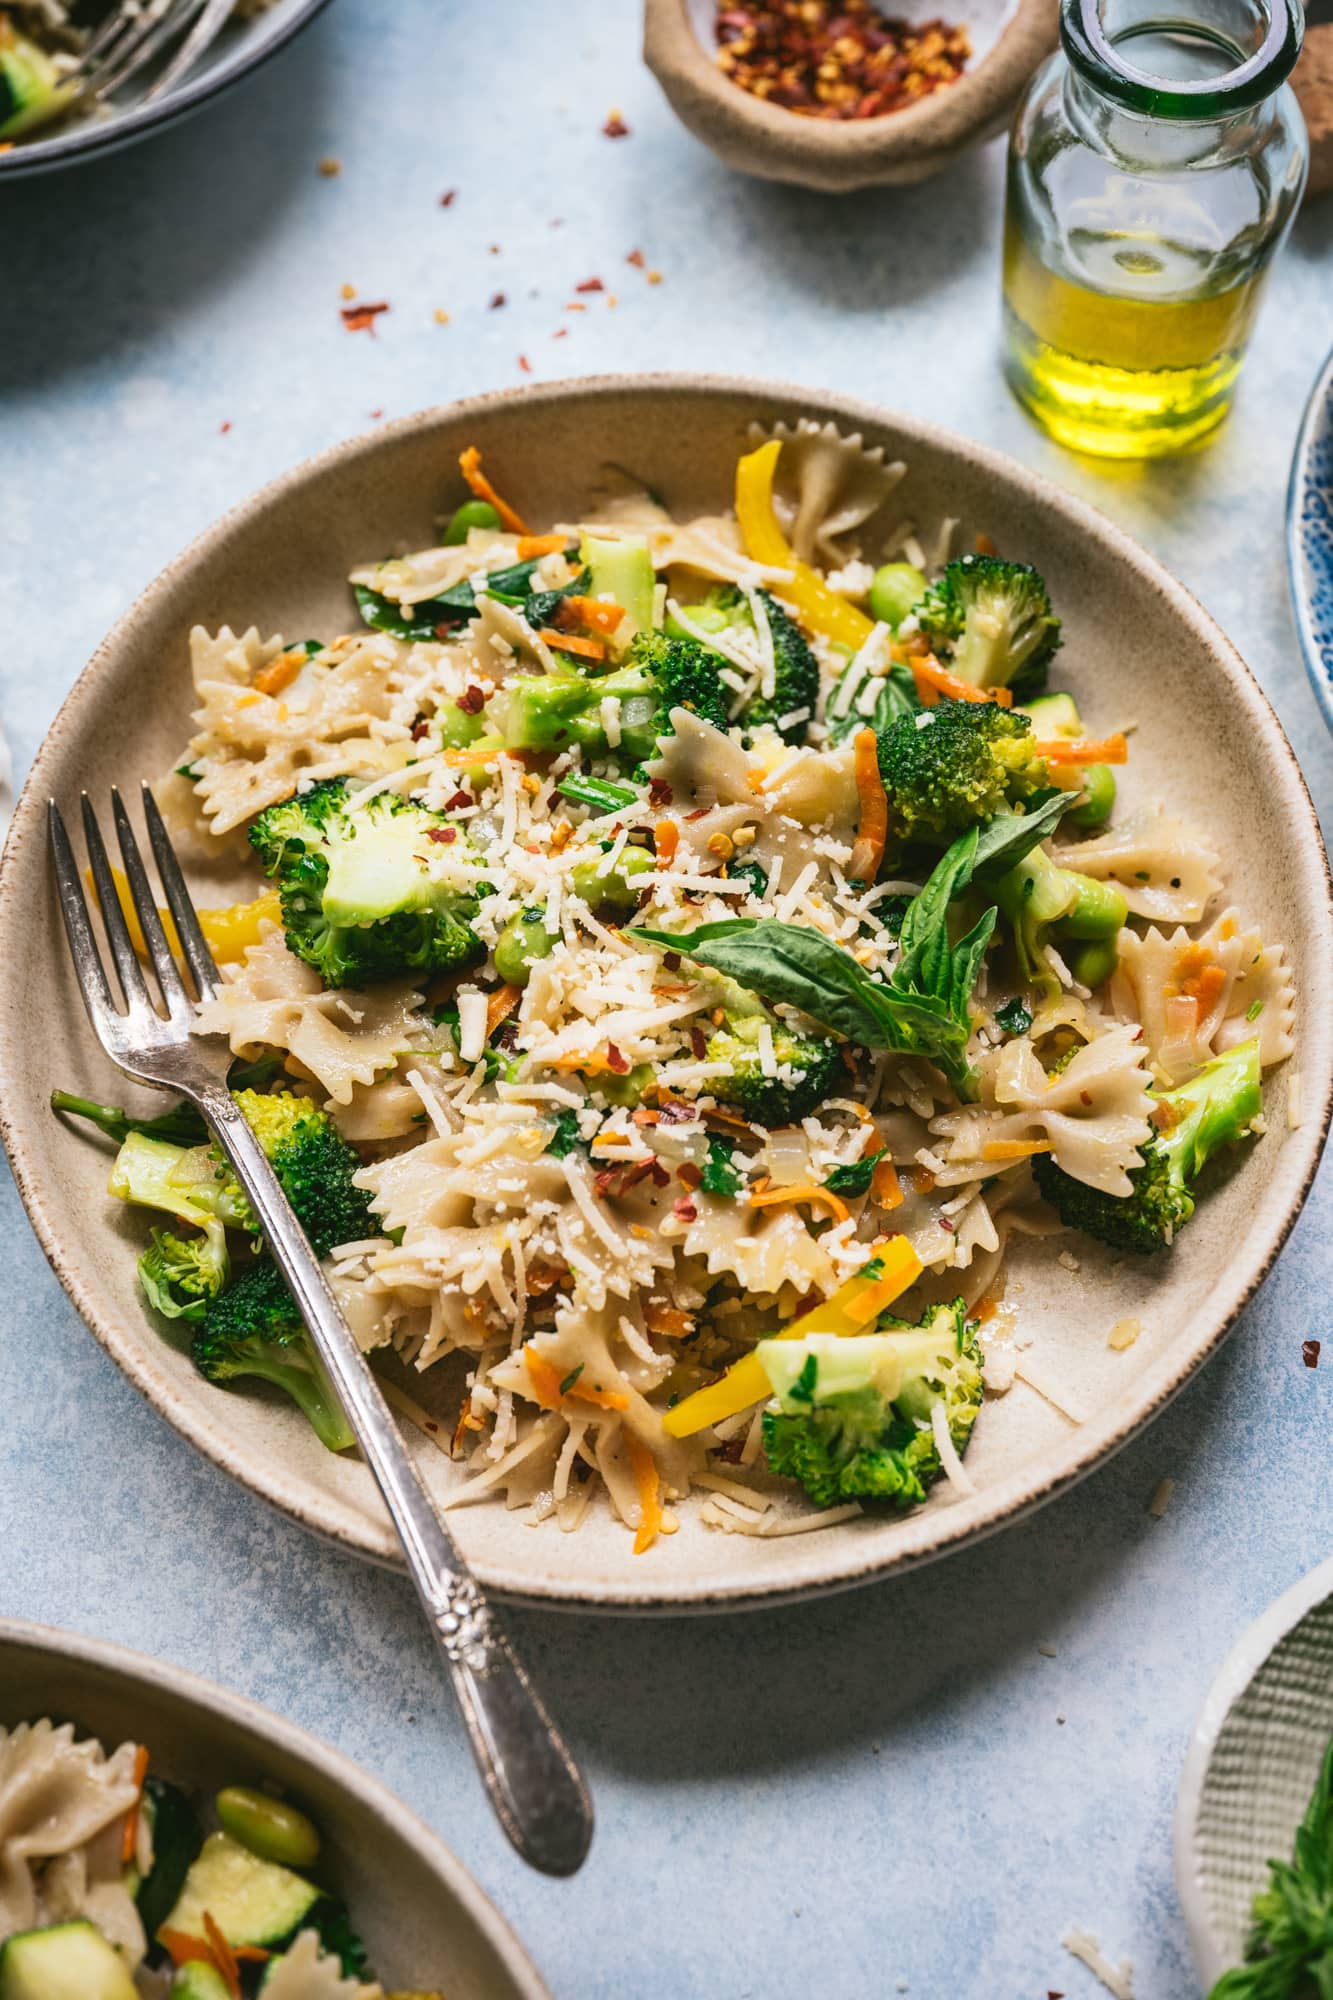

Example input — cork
[1294,22,1333,199]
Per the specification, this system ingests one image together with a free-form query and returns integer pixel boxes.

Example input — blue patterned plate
[1288,345,1333,733]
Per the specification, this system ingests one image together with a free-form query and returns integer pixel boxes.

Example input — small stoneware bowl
[0,1616,549,1996]
[0,0,332,182]
[1175,1554,1333,1988]
[643,0,1058,191]
[1287,344,1333,734]
[1,373,1330,1612]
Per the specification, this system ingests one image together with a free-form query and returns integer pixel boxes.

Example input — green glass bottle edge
[1059,0,1303,121]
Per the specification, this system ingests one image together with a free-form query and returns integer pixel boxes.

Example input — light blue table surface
[2,6,1331,1995]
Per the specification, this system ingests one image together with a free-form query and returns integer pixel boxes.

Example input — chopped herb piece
[546,1108,587,1158]
[559,1364,585,1394]
[995,996,1034,1035]
[822,1147,886,1197]
[700,1135,742,1197]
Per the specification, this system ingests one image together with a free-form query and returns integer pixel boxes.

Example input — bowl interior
[1288,350,1333,736]
[0,1620,544,1997]
[683,0,1022,72]
[2,375,1329,1610]
[1180,1568,1333,1982]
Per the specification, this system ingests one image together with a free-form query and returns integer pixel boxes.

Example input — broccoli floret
[1032,1040,1263,1254]
[137,1223,230,1323]
[915,556,1061,698]
[505,629,727,765]
[876,698,1050,845]
[994,842,1127,996]
[249,778,482,990]
[742,592,820,742]
[111,1089,374,1260]
[705,1015,841,1127]
[192,1262,356,1454]
[759,1300,983,1508]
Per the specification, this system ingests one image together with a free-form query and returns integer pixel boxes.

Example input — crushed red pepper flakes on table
[1303,1339,1321,1367]
[219,421,231,435]
[518,353,533,373]
[714,0,970,118]
[489,291,507,309]
[439,188,457,206]
[341,300,390,334]
[576,276,604,293]
[317,155,340,177]
[626,247,646,268]
[603,109,630,136]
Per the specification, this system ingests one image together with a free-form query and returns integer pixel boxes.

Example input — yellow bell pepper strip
[90,866,282,968]
[662,1235,923,1438]
[734,441,875,652]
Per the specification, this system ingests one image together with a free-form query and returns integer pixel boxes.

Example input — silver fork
[49,786,593,1879]
[63,0,235,118]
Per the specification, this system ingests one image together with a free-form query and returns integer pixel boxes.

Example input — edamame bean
[570,844,654,907]
[215,1786,321,1868]
[443,499,502,545]
[595,1063,653,1108]
[665,602,732,640]
[494,908,557,987]
[1066,763,1116,831]
[867,562,928,631]
[1067,937,1120,990]
[1060,874,1127,940]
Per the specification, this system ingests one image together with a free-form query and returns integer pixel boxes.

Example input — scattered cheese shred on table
[1147,1477,1175,1518]
[1061,1927,1135,1999]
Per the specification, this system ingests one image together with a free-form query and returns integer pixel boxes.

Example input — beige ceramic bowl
[1,374,1329,1612]
[0,1617,547,1996]
[643,0,1058,191]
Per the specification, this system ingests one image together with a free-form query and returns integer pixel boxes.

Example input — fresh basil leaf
[630,918,906,1049]
[823,1148,885,1197]
[826,659,920,743]
[972,790,1071,881]
[701,1134,742,1198]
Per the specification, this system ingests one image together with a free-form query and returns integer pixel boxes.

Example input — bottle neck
[1060,0,1302,127]
[1061,59,1269,168]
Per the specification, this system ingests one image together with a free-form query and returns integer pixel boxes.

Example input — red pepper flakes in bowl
[715,0,970,118]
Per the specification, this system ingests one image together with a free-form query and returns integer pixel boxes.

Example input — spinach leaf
[823,1148,885,1197]
[826,659,920,743]
[354,581,476,641]
[700,1134,742,1198]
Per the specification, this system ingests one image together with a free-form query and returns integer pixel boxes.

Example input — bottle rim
[1060,0,1303,117]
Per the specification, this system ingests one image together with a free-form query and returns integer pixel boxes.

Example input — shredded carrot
[654,818,679,867]
[643,1302,694,1339]
[912,1165,937,1194]
[871,1158,904,1209]
[485,982,522,1038]
[120,1744,150,1864]
[540,626,607,662]
[160,1931,212,1968]
[547,1051,626,1075]
[912,655,1013,708]
[981,1138,1052,1160]
[702,1103,758,1130]
[556,594,627,634]
[515,533,568,558]
[440,744,508,766]
[458,445,529,535]
[849,726,889,882]
[626,1435,663,1554]
[203,1913,243,1999]
[748,1182,850,1223]
[251,648,307,698]
[524,1347,630,1411]
[1168,944,1227,1011]
[1032,733,1129,765]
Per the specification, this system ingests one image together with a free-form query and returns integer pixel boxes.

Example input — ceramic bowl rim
[0,0,334,182]
[1285,343,1333,737]
[2,370,1330,1613]
[0,1613,550,1997]
[1174,1552,1333,1987]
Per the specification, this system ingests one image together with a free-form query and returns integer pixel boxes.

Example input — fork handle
[201,1087,593,1877]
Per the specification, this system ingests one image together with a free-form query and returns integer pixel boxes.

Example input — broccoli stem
[242,1348,357,1453]
[51,1089,207,1147]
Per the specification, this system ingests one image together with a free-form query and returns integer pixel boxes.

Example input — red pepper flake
[605,1042,631,1074]
[426,827,457,844]
[684,806,710,822]
[662,951,682,973]
[626,248,646,268]
[445,789,472,810]
[553,328,569,340]
[341,300,390,334]
[219,420,231,434]
[602,111,630,137]
[690,1025,708,1060]
[1302,1339,1321,1368]
[672,1194,698,1223]
[595,1158,669,1200]
[456,685,486,714]
[489,291,507,309]
[714,0,970,120]
[369,407,384,419]
[411,720,431,741]
[657,1098,697,1125]
[576,276,604,294]
[518,354,532,374]
[647,777,674,808]
[1079,1090,1093,1106]
[440,188,457,206]
[715,1435,746,1463]
[677,1162,704,1191]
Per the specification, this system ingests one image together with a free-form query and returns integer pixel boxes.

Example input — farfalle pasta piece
[0,1721,142,1941]
[749,417,906,563]
[259,1929,383,1999]
[1114,909,1296,1084]
[1055,808,1222,924]
[935,1026,1155,1196]
[195,925,431,1105]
